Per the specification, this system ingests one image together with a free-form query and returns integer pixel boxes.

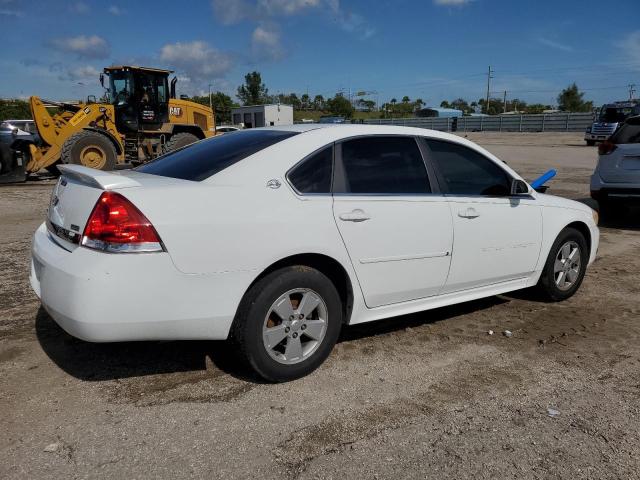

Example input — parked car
[0,119,38,137]
[30,125,599,382]
[216,125,241,134]
[591,115,640,206]
[584,102,640,146]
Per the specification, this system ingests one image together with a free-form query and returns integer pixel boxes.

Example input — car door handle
[339,209,371,222]
[458,207,480,219]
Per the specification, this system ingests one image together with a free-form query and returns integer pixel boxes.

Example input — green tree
[440,100,451,109]
[557,83,593,112]
[300,93,310,110]
[191,92,236,124]
[313,94,325,110]
[326,93,354,118]
[0,99,32,121]
[523,103,552,114]
[414,98,424,110]
[236,71,269,106]
[401,95,410,103]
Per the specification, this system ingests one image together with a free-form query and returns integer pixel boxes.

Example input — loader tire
[164,132,199,154]
[61,131,117,171]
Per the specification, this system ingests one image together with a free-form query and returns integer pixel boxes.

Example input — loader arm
[26,96,124,172]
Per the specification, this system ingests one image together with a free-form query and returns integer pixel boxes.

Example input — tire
[45,163,61,176]
[61,131,117,171]
[586,140,595,146]
[232,266,343,382]
[537,227,588,301]
[164,132,199,154]
[0,143,12,174]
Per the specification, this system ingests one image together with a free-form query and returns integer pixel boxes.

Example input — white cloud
[70,1,89,13]
[0,8,22,16]
[334,10,375,39]
[434,0,472,5]
[252,24,285,61]
[617,30,640,69]
[211,0,254,24]
[159,41,233,82]
[65,65,101,82]
[49,35,110,59]
[211,0,374,38]
[537,37,573,52]
[108,5,125,15]
[260,0,322,15]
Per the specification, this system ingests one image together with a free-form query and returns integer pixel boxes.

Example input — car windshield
[599,107,634,123]
[135,129,299,181]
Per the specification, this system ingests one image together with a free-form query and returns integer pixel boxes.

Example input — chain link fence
[361,112,594,133]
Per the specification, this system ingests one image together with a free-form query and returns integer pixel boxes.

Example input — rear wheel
[163,132,199,154]
[232,266,343,382]
[537,228,588,301]
[61,131,117,171]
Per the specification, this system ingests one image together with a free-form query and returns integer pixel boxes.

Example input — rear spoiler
[57,165,141,190]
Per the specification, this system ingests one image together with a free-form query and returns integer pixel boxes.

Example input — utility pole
[485,66,493,114]
[629,84,637,101]
[503,90,507,113]
[208,83,213,111]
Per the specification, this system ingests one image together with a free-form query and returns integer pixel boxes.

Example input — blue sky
[1,0,639,106]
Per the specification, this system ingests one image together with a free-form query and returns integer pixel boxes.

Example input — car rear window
[611,120,640,144]
[136,129,299,181]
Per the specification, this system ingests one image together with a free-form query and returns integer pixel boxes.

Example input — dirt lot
[2,132,640,479]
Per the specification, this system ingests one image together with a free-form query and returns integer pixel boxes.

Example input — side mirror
[99,73,105,88]
[510,178,529,196]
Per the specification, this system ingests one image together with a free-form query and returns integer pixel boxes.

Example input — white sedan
[30,125,599,381]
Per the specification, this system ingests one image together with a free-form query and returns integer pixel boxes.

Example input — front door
[332,136,454,308]
[424,138,542,293]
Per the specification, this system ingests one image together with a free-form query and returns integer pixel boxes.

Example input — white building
[231,104,293,128]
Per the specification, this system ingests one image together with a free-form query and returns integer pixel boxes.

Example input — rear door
[332,135,453,308]
[423,138,542,293]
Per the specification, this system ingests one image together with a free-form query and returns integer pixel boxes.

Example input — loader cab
[104,66,171,133]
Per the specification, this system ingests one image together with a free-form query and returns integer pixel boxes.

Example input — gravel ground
[1,132,639,479]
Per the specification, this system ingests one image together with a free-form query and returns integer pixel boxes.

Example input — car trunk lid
[598,144,640,183]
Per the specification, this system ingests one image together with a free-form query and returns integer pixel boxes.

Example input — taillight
[81,191,164,253]
[598,140,617,155]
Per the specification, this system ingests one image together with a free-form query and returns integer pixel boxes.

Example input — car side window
[337,136,431,194]
[425,139,511,196]
[288,145,333,194]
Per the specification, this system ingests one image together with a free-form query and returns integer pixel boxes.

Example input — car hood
[535,192,594,213]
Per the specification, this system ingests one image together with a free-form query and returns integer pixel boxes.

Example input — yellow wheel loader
[1,66,216,183]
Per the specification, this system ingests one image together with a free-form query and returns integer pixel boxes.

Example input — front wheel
[537,228,588,301]
[61,131,117,170]
[163,132,199,154]
[232,266,343,382]
[586,140,595,146]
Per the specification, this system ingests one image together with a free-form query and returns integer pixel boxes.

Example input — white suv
[591,116,640,206]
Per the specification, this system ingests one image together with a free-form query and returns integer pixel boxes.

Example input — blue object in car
[531,169,557,191]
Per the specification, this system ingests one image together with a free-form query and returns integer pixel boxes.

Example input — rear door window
[336,136,431,194]
[425,139,511,196]
[136,129,298,181]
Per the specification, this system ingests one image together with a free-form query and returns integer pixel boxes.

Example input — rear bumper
[30,223,251,342]
[590,173,640,198]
